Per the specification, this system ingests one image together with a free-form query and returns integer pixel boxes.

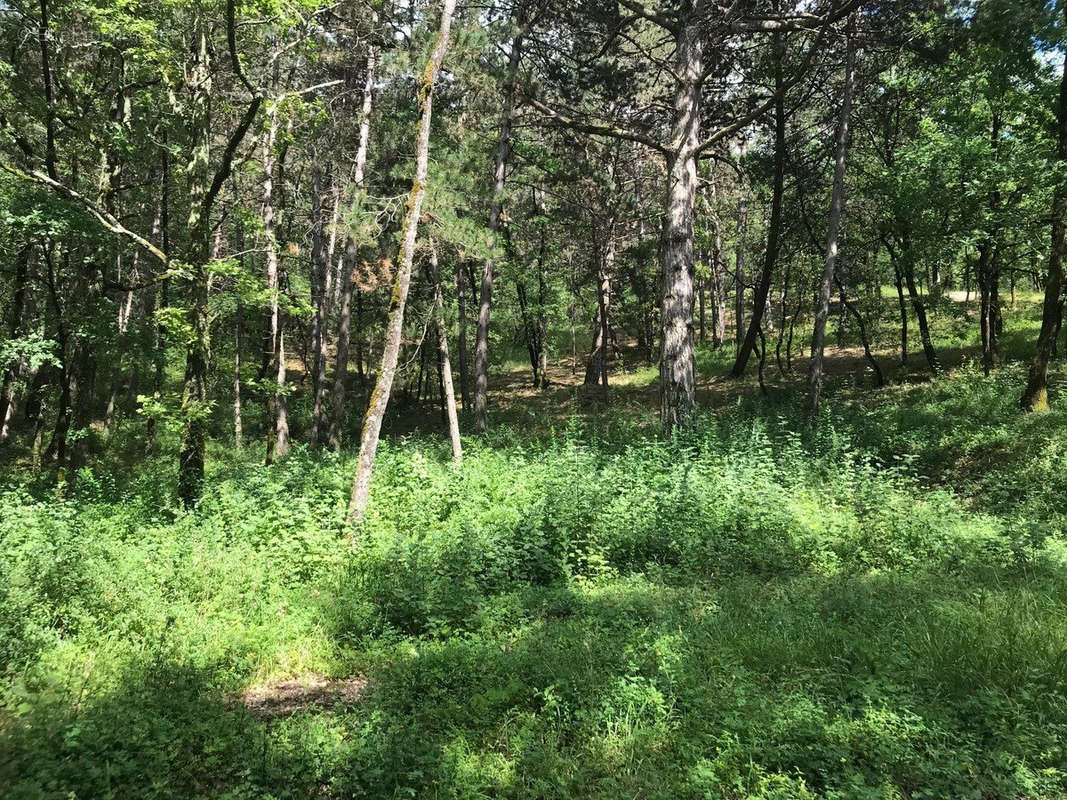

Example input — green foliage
[3,388,1067,799]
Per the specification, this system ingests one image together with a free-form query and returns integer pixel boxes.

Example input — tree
[347,0,458,526]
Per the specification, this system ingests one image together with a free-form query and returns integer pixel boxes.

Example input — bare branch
[522,92,667,154]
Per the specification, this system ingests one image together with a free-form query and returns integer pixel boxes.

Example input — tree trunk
[734,196,747,346]
[899,242,940,375]
[517,280,541,387]
[429,239,462,463]
[659,16,702,431]
[732,33,786,378]
[0,245,32,443]
[808,16,856,417]
[710,198,726,349]
[585,228,614,394]
[473,20,523,433]
[455,257,471,406]
[836,277,884,387]
[347,0,456,526]
[1021,36,1067,412]
[309,164,330,447]
[697,275,706,342]
[894,263,908,365]
[262,106,290,464]
[234,302,243,449]
[176,26,215,506]
[328,44,377,449]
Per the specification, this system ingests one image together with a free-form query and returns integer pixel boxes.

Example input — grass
[3,296,1067,799]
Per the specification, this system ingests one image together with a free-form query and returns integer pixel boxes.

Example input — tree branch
[0,158,169,265]
[522,92,667,154]
[199,95,262,229]
[617,0,678,33]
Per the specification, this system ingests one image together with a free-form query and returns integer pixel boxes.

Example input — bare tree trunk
[474,21,523,433]
[329,240,356,449]
[309,164,329,447]
[894,263,908,365]
[660,16,702,431]
[900,243,940,375]
[146,151,169,451]
[348,0,456,526]
[517,280,541,387]
[0,245,31,443]
[808,16,856,417]
[455,258,471,406]
[836,277,884,387]
[176,23,214,506]
[262,106,289,464]
[234,302,243,449]
[710,196,726,349]
[429,239,462,463]
[697,275,706,342]
[732,32,785,378]
[1022,34,1067,412]
[734,196,747,346]
[585,227,614,395]
[328,45,377,449]
[537,256,549,388]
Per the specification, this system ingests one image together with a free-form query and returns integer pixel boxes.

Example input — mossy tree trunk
[347,0,457,527]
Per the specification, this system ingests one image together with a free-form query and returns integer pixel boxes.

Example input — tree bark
[176,23,214,507]
[734,196,747,346]
[328,44,377,449]
[894,263,908,365]
[732,37,786,377]
[808,16,856,417]
[836,277,884,387]
[429,239,462,463]
[347,0,456,526]
[262,105,290,465]
[585,227,614,394]
[309,164,330,447]
[473,19,523,433]
[659,15,702,431]
[0,245,32,443]
[1021,36,1067,412]
[710,193,727,349]
[455,257,471,406]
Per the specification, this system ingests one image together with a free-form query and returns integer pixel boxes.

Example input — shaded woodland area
[4,0,1067,797]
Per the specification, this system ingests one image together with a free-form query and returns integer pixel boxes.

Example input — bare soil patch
[241,674,367,720]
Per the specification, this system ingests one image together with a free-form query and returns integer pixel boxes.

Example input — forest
[3,0,1067,796]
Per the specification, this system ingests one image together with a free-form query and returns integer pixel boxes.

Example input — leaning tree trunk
[732,33,786,378]
[347,0,456,526]
[901,244,940,375]
[328,43,377,450]
[660,16,702,431]
[1021,37,1067,412]
[473,19,523,433]
[808,15,855,417]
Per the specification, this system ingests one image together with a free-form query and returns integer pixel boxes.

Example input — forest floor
[3,292,1067,799]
